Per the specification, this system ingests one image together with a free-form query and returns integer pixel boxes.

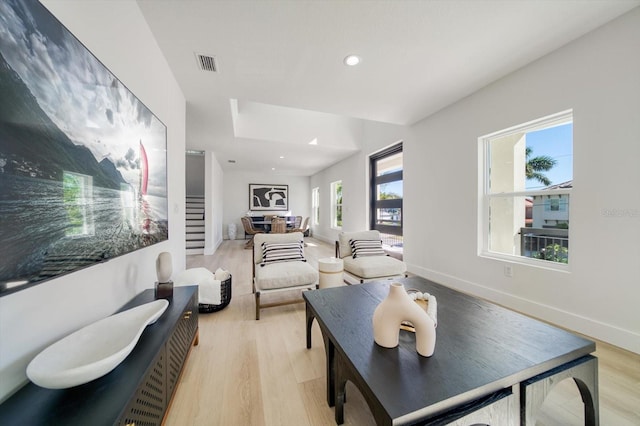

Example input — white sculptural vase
[156,252,173,283]
[372,282,436,357]
[156,252,174,298]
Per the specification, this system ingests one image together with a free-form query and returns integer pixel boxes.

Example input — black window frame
[369,143,403,237]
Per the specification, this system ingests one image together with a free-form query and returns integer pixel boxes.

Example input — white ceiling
[137,0,639,175]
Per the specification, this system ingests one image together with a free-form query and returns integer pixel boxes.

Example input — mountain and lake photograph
[0,0,168,293]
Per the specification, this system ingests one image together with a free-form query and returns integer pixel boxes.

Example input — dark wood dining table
[304,276,598,425]
[250,216,296,232]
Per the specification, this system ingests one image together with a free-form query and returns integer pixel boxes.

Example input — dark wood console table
[0,286,199,425]
[304,277,598,425]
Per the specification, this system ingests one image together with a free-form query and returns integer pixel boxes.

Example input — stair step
[186,240,204,248]
[186,226,205,233]
[186,196,206,253]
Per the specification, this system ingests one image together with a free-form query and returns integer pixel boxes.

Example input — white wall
[404,8,640,353]
[309,7,640,354]
[204,151,224,254]
[0,0,187,402]
[223,172,310,239]
[186,154,205,196]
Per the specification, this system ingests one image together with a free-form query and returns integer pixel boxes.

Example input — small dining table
[250,216,297,232]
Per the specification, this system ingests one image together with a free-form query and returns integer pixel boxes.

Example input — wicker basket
[199,274,232,313]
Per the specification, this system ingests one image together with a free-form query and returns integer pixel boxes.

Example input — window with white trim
[331,180,342,229]
[312,187,319,226]
[63,171,95,237]
[479,110,573,267]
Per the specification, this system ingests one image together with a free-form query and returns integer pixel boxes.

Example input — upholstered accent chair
[336,230,407,284]
[252,232,318,320]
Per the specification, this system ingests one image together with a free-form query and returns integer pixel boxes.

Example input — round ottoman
[318,257,344,289]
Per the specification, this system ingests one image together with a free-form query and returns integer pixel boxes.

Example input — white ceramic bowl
[26,299,169,389]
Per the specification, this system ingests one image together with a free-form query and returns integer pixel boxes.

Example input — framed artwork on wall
[249,184,288,211]
[0,0,168,296]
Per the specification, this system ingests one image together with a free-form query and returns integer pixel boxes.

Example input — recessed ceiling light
[271,167,276,171]
[309,138,318,145]
[343,54,361,66]
[279,156,284,159]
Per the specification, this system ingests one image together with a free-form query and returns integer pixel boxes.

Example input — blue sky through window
[379,181,403,198]
[525,123,573,190]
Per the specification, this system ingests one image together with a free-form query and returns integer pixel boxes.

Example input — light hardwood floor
[165,237,640,426]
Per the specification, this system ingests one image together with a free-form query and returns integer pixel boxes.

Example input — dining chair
[241,216,265,249]
[293,216,302,229]
[271,217,287,233]
[288,216,309,235]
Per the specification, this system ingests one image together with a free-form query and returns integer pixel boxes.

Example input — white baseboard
[408,263,640,355]
[310,232,333,245]
[203,238,222,256]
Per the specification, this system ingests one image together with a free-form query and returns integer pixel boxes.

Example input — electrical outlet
[504,265,513,278]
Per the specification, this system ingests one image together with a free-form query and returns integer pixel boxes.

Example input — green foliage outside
[526,147,557,186]
[335,182,342,227]
[379,191,400,200]
[536,243,568,263]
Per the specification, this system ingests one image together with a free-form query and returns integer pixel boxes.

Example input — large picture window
[312,187,320,226]
[479,110,573,267]
[370,143,403,252]
[331,180,342,229]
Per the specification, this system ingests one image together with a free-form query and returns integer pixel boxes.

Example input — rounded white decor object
[228,223,237,240]
[156,252,173,283]
[372,282,436,357]
[26,299,169,389]
[318,257,344,289]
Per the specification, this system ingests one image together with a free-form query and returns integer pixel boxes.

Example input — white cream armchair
[336,230,407,284]
[253,232,318,320]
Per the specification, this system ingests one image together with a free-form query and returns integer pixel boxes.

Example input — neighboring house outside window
[479,110,573,267]
[331,180,342,229]
[534,181,571,228]
[312,186,319,226]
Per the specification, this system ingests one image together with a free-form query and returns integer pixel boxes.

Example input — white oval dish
[26,299,169,389]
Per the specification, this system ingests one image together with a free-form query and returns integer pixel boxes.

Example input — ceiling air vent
[195,53,217,72]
